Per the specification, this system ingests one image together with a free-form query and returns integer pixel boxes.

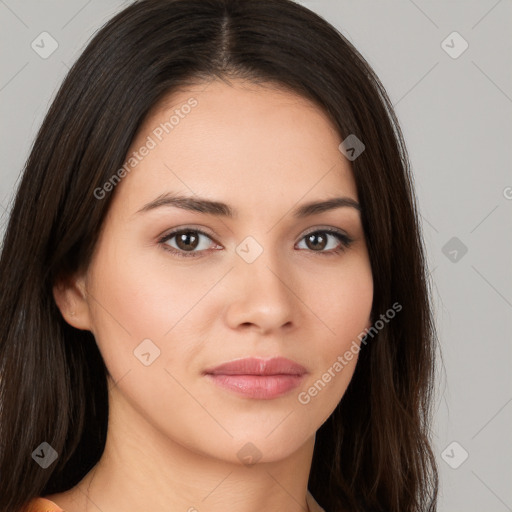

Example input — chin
[210,425,314,465]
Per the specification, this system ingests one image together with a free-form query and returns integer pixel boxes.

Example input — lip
[204,357,307,400]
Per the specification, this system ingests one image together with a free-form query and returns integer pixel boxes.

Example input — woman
[0,1,439,511]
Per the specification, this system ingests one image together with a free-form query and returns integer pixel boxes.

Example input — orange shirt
[24,497,64,512]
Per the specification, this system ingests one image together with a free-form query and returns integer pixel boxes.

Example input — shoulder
[24,497,64,512]
[306,490,327,512]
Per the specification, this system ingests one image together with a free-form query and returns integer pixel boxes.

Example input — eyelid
[301,225,349,237]
[158,224,217,240]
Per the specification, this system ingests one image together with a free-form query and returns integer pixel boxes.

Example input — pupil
[178,231,198,250]
[308,233,326,250]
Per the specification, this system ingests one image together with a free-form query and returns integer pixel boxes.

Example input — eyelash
[158,227,354,259]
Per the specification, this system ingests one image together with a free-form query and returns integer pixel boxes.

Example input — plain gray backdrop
[1,1,511,510]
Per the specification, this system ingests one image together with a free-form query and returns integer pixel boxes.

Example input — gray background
[1,0,511,510]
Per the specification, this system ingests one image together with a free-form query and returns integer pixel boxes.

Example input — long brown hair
[0,1,439,510]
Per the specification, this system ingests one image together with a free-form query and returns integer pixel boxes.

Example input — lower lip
[206,374,305,399]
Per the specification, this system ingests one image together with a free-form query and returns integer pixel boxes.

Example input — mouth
[203,357,307,400]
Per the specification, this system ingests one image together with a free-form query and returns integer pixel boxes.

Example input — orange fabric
[24,497,64,512]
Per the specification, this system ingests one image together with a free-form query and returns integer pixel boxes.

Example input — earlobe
[52,273,92,331]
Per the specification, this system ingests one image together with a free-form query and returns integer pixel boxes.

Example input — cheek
[82,249,237,453]
[85,242,217,379]
[315,257,373,343]
[304,256,372,394]
[296,268,372,424]
[90,241,199,334]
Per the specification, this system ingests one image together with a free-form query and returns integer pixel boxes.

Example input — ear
[53,271,93,331]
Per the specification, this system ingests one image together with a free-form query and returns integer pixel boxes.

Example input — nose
[223,244,299,336]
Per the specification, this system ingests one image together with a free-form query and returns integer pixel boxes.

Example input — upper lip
[204,357,307,376]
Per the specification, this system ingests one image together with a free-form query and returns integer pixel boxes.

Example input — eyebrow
[134,192,361,218]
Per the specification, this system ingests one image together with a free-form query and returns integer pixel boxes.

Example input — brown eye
[297,229,353,255]
[159,228,218,258]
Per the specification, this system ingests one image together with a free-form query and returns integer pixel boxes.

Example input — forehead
[112,79,358,217]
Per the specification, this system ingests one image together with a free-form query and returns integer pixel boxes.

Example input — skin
[49,78,373,512]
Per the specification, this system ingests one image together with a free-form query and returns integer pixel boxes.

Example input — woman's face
[61,79,373,463]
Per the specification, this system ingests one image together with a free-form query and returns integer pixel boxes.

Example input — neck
[64,384,315,512]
